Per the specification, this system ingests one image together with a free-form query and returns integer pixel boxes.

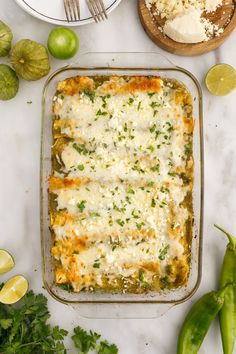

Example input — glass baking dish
[41,52,204,317]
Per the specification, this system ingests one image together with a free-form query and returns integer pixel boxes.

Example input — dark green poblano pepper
[215,224,236,354]
[177,286,228,354]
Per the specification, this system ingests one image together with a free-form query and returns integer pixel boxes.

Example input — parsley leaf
[98,340,118,354]
[72,326,100,354]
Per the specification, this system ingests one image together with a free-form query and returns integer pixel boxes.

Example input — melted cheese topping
[50,76,193,293]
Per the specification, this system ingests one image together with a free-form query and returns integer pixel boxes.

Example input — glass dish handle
[69,52,177,69]
[71,303,174,319]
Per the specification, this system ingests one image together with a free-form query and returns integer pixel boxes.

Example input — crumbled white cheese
[146,0,224,42]
[164,9,207,44]
[205,0,222,12]
[146,0,222,19]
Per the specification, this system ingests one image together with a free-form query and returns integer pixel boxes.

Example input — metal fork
[63,0,80,22]
[86,0,108,22]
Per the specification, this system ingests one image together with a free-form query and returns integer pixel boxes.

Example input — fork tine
[67,0,74,21]
[92,0,104,21]
[87,0,99,22]
[63,0,70,21]
[91,0,104,21]
[86,0,97,22]
[74,0,80,20]
[71,0,77,21]
[94,0,105,20]
[97,0,108,19]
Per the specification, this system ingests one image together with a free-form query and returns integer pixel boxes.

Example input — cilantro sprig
[72,326,118,354]
[0,289,118,354]
[0,290,68,354]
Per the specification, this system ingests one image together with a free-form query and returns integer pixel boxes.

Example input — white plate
[14,0,122,26]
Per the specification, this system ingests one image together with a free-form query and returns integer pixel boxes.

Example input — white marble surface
[1,0,236,353]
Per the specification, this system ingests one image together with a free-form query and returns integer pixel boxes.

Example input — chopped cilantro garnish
[136,222,145,230]
[78,164,85,171]
[166,264,173,275]
[58,283,73,292]
[128,98,134,105]
[96,109,108,116]
[139,269,145,281]
[132,163,145,174]
[136,238,146,245]
[160,185,170,193]
[73,143,89,155]
[132,209,139,219]
[150,101,159,109]
[168,172,177,177]
[159,244,170,260]
[116,219,125,227]
[147,181,155,187]
[151,164,160,173]
[149,124,156,133]
[127,186,135,194]
[159,200,167,208]
[147,145,154,152]
[90,212,101,217]
[184,143,191,155]
[83,89,95,102]
[93,259,100,268]
[77,200,86,212]
[160,276,170,287]
[125,196,131,204]
[151,198,156,208]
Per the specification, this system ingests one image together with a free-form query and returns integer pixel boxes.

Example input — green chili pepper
[215,224,236,354]
[177,287,228,354]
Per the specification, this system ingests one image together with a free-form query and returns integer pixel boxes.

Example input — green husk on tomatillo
[0,64,19,100]
[0,20,13,57]
[10,39,50,81]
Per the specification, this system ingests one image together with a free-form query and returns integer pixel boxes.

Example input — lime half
[205,64,236,96]
[0,249,15,275]
[0,275,28,304]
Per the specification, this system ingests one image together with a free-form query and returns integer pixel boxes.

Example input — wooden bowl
[138,0,236,56]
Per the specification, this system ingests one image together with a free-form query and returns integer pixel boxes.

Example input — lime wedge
[205,64,236,96]
[0,249,15,275]
[0,275,28,304]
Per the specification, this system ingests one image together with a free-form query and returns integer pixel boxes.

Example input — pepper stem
[217,284,234,302]
[214,224,236,248]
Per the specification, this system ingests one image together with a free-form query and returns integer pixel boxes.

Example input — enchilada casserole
[49,75,194,294]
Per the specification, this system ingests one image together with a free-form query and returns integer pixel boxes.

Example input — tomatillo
[47,27,79,60]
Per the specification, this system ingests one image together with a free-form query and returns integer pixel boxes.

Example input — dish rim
[40,52,204,306]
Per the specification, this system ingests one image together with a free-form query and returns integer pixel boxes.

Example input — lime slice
[205,64,236,96]
[0,275,28,304]
[0,249,15,274]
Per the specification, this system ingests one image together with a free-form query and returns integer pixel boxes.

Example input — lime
[0,275,28,304]
[47,27,79,60]
[205,64,236,96]
[0,249,15,274]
